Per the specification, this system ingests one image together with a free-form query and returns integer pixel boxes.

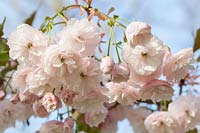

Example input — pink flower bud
[64,117,74,132]
[10,94,19,104]
[19,92,39,104]
[0,90,5,100]
[9,60,18,67]
[60,89,78,106]
[100,56,115,74]
[42,93,61,112]
[33,100,49,118]
[111,63,130,82]
[38,120,65,133]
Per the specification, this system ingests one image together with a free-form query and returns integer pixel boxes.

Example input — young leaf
[193,28,200,52]
[107,7,115,15]
[113,15,119,20]
[0,51,9,62]
[0,38,9,52]
[24,11,37,25]
[0,17,6,38]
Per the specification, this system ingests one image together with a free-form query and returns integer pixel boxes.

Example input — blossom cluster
[4,17,197,133]
[0,100,32,132]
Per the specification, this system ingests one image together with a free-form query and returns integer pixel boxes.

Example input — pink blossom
[38,120,65,133]
[13,102,33,121]
[57,18,102,56]
[111,63,130,82]
[10,94,19,104]
[42,93,61,112]
[43,45,81,77]
[0,100,33,132]
[129,65,162,85]
[100,56,115,74]
[7,24,48,66]
[139,79,174,102]
[64,57,101,95]
[60,89,78,106]
[123,36,166,76]
[168,95,200,131]
[163,48,194,83]
[0,90,5,100]
[106,82,139,105]
[0,100,16,132]
[33,100,49,118]
[126,21,152,47]
[73,89,107,113]
[64,117,74,133]
[100,105,128,133]
[144,111,183,133]
[85,107,108,127]
[19,92,39,104]
[11,67,34,92]
[127,107,152,133]
[25,67,60,96]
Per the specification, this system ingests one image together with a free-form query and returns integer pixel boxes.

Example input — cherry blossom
[42,93,61,112]
[73,89,107,113]
[126,21,152,47]
[38,120,66,133]
[33,100,49,118]
[127,107,152,133]
[144,111,183,133]
[106,82,139,105]
[163,48,194,83]
[123,36,166,76]
[64,57,101,95]
[57,18,102,56]
[139,79,174,102]
[43,45,81,77]
[85,107,108,127]
[111,63,130,82]
[7,24,48,66]
[168,95,200,131]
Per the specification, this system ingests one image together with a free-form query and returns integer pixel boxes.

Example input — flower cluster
[0,100,32,132]
[5,16,196,133]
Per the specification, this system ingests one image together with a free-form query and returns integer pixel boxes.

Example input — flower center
[61,57,65,63]
[80,72,86,78]
[141,52,148,56]
[27,43,33,49]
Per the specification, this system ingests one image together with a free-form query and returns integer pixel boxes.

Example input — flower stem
[107,26,113,56]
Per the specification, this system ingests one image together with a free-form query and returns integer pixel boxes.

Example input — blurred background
[1,0,200,132]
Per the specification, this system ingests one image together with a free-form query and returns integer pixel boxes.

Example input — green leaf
[0,38,9,66]
[193,28,200,52]
[116,22,126,29]
[0,17,6,38]
[113,15,119,20]
[24,11,37,25]
[107,7,115,15]
[0,38,9,52]
[186,128,198,133]
[0,51,9,62]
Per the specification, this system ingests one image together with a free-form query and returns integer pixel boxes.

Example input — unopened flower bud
[42,93,61,112]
